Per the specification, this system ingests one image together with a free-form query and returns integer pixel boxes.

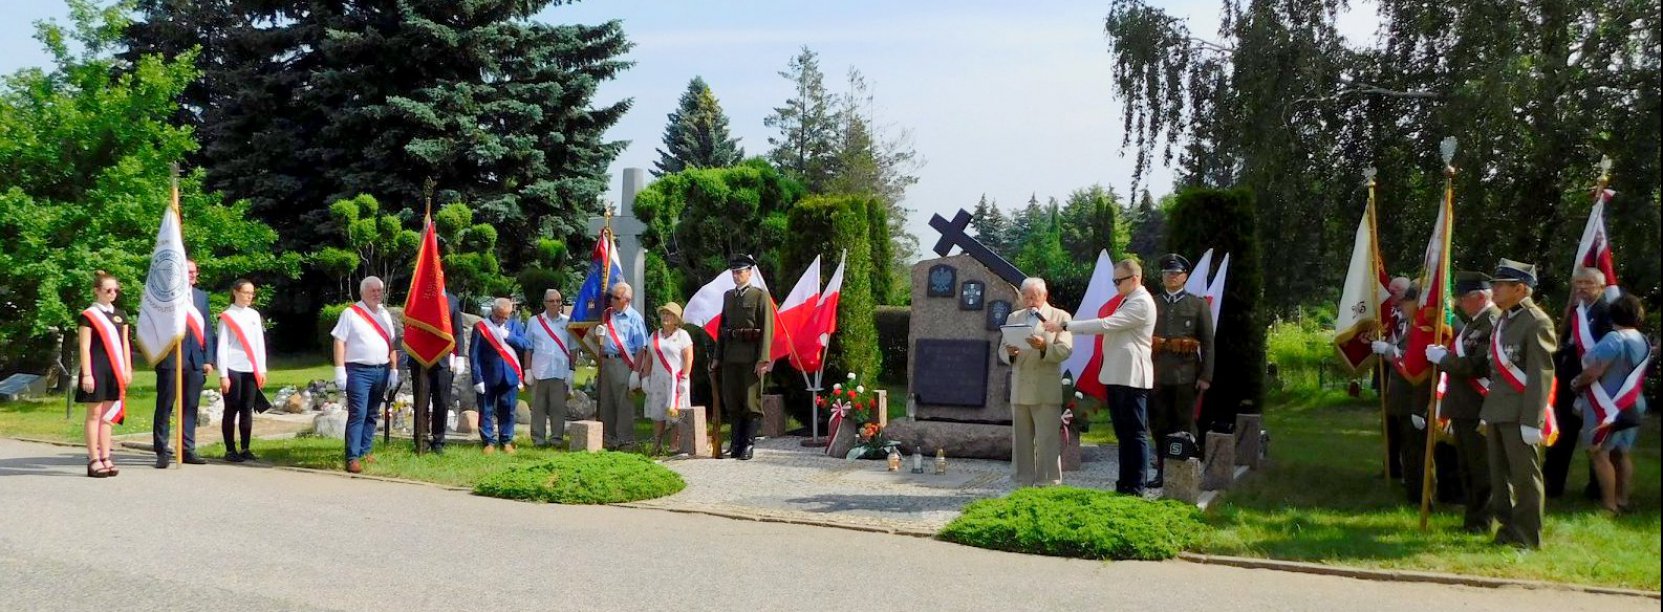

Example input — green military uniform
[1476,260,1556,549]
[1438,275,1498,532]
[714,255,774,460]
[1384,316,1432,505]
[1151,255,1214,471]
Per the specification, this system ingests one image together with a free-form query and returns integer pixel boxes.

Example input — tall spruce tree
[970,194,1013,256]
[1127,190,1165,265]
[653,76,744,177]
[764,46,840,193]
[124,0,633,271]
[1059,185,1130,261]
[827,68,920,303]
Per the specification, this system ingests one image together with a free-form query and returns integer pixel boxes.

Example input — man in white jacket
[1046,259,1156,495]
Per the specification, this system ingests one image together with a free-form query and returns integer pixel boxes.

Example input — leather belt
[1152,336,1200,354]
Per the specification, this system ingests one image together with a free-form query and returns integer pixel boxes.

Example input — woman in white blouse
[216,279,268,462]
[644,302,693,455]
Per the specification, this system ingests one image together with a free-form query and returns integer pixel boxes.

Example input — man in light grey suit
[998,278,1074,486]
[1047,259,1156,495]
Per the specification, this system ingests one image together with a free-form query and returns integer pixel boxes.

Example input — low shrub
[472,451,686,504]
[939,486,1206,560]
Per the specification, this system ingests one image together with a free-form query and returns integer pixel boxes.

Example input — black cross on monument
[929,209,1027,288]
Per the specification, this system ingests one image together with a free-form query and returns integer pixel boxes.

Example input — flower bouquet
[818,372,886,457]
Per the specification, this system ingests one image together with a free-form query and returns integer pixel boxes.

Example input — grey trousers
[529,377,569,446]
[1012,403,1063,486]
[596,356,635,448]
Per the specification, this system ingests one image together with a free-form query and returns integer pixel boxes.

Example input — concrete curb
[615,503,940,539]
[1177,553,1660,599]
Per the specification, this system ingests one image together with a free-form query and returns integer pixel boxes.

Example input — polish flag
[1060,250,1123,402]
[1204,253,1229,337]
[683,265,771,340]
[792,252,845,374]
[1570,188,1621,356]
[1184,249,1214,298]
[771,255,822,364]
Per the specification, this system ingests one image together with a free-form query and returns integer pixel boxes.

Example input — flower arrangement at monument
[1061,377,1092,436]
[817,372,892,458]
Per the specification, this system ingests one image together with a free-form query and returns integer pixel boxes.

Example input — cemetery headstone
[1235,413,1263,469]
[568,420,604,452]
[1163,458,1203,503]
[1202,431,1236,490]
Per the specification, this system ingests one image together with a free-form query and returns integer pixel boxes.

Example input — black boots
[728,416,761,460]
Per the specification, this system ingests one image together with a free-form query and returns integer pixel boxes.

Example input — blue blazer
[157,288,215,371]
[470,318,530,388]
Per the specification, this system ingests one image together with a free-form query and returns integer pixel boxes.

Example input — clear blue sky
[0,1,1378,257]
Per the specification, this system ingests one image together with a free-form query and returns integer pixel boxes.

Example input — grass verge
[473,451,686,504]
[940,486,1205,560]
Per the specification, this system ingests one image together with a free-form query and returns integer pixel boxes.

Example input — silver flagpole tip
[1438,137,1457,164]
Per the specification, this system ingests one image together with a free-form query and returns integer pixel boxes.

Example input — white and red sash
[1571,302,1598,357]
[1490,317,1529,394]
[603,309,638,370]
[186,302,207,350]
[1453,330,1489,397]
[219,311,266,388]
[652,332,685,411]
[1585,334,1649,441]
[475,321,523,382]
[81,306,128,424]
[535,314,571,363]
[349,304,392,351]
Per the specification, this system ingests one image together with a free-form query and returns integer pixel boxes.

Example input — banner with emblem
[136,196,190,365]
[569,226,627,339]
[1333,191,1391,372]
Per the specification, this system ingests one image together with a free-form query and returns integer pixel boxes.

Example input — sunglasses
[100,286,121,293]
[1113,276,1134,284]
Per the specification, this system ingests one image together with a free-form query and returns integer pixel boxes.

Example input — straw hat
[657,302,684,322]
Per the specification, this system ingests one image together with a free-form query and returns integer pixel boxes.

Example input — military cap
[1453,271,1491,294]
[727,254,758,270]
[1492,258,1538,287]
[1159,253,1191,273]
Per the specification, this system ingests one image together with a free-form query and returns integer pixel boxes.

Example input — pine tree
[969,194,1012,256]
[826,68,920,304]
[1008,193,1046,253]
[764,46,839,193]
[1059,185,1130,261]
[1127,190,1165,265]
[653,77,744,177]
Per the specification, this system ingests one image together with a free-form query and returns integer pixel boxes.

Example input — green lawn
[1195,391,1662,590]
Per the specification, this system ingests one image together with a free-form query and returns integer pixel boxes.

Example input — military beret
[1453,271,1492,294]
[1159,253,1191,273]
[727,254,757,270]
[1492,258,1538,287]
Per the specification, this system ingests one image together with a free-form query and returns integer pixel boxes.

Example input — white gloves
[1424,345,1448,364]
[1411,415,1426,430]
[387,368,399,389]
[334,366,348,391]
[1371,341,1399,358]
[493,324,509,340]
[1520,426,1543,445]
[448,355,458,371]
[473,382,486,395]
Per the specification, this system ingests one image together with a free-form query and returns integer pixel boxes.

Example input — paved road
[0,439,1651,612]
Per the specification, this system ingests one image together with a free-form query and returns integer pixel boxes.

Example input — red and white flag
[1570,188,1621,356]
[683,265,771,340]
[1060,250,1123,402]
[793,251,846,374]
[1204,253,1229,337]
[771,255,822,365]
[1333,198,1392,372]
[1184,249,1214,298]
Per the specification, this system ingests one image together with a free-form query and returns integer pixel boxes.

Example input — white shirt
[527,312,573,381]
[331,301,396,365]
[216,304,266,376]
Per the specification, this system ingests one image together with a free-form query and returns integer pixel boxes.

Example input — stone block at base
[676,406,710,457]
[515,400,531,425]
[454,410,478,435]
[761,394,787,437]
[1235,413,1263,469]
[568,420,603,452]
[1203,431,1236,490]
[882,420,1012,460]
[1163,458,1202,503]
[1061,431,1082,472]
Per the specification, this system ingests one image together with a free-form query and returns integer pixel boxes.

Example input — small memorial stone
[1163,458,1202,503]
[1235,414,1263,469]
[568,420,604,452]
[1202,431,1236,490]
[676,405,710,457]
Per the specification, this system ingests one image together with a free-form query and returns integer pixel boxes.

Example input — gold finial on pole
[422,177,436,218]
[1596,155,1613,194]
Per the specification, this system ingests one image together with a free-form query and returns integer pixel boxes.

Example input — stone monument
[885,210,1028,460]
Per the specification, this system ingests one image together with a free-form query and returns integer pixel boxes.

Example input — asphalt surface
[0,438,1653,612]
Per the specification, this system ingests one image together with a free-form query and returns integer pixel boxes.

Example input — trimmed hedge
[939,487,1206,560]
[472,452,686,504]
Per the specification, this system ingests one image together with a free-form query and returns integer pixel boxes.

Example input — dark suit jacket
[470,318,530,388]
[156,288,214,371]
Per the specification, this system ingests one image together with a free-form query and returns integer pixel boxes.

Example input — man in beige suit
[999,278,1074,486]
[1047,260,1156,495]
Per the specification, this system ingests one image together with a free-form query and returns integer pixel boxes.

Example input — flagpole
[1419,138,1457,531]
[171,165,185,468]
[1568,157,1614,309]
[1366,168,1390,482]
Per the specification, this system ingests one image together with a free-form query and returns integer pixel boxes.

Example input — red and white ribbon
[824,400,851,456]
[1453,329,1489,396]
[1585,339,1650,445]
[1490,318,1528,393]
[186,302,207,349]
[1060,408,1074,445]
[81,307,128,424]
[475,321,523,381]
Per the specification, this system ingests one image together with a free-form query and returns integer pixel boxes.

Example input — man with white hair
[999,277,1073,486]
[596,282,648,450]
[1548,266,1613,498]
[471,297,531,453]
[332,276,399,474]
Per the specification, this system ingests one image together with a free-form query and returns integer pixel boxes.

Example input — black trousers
[417,362,455,447]
[1543,393,1585,498]
[1384,414,1406,479]
[223,371,257,452]
[1107,385,1150,494]
[153,368,204,456]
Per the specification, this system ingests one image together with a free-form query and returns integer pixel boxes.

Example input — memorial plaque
[959,281,985,310]
[912,339,989,407]
[927,264,956,297]
[986,300,1012,331]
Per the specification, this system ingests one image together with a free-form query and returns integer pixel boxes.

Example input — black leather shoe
[154,455,170,469]
[224,451,245,463]
[183,455,208,465]
[240,450,258,462]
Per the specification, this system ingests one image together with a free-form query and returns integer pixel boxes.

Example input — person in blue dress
[1571,293,1651,514]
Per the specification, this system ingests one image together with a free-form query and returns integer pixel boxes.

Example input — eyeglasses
[1112,276,1134,284]
[610,295,626,301]
[544,299,562,304]
[100,287,120,293]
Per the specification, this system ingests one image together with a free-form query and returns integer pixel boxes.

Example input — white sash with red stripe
[475,320,523,381]
[349,303,392,351]
[1491,317,1528,393]
[1585,333,1650,432]
[1572,302,1598,357]
[219,310,267,388]
[536,314,571,363]
[1453,330,1489,397]
[603,309,638,370]
[186,302,207,350]
[651,332,686,411]
[81,306,128,424]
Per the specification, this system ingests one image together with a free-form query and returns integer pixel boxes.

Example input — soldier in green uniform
[1149,254,1213,486]
[1476,259,1556,548]
[710,254,774,460]
[1373,287,1432,504]
[1426,271,1497,532]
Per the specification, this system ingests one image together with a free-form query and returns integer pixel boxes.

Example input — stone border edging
[1177,552,1660,599]
[614,502,940,538]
